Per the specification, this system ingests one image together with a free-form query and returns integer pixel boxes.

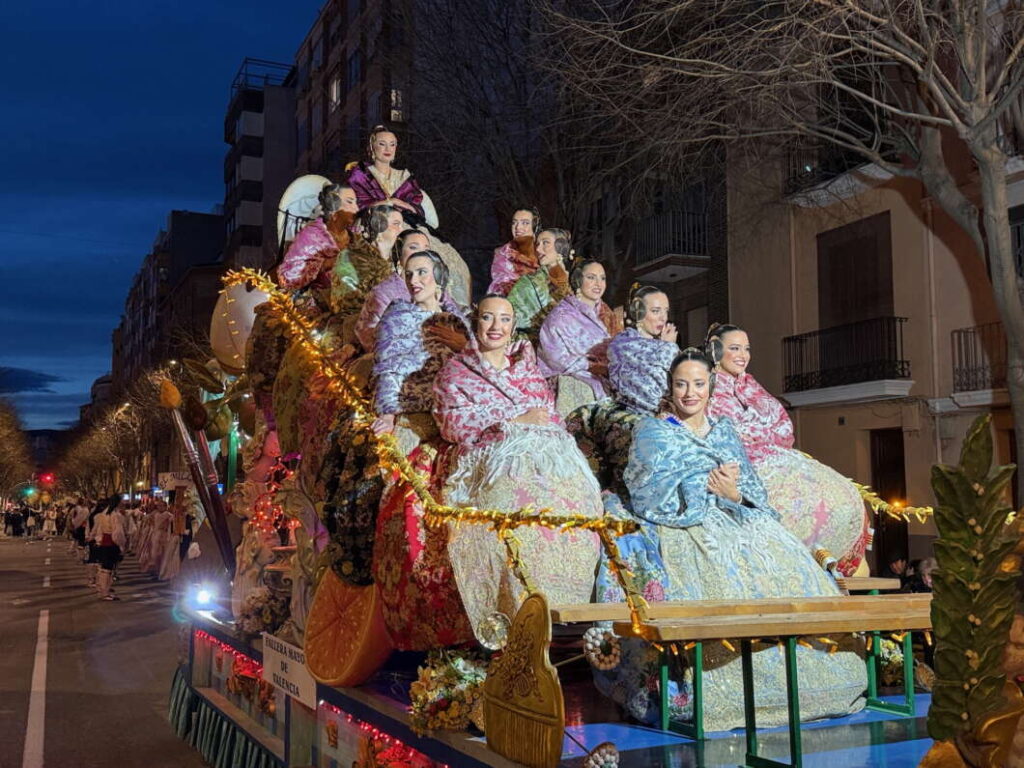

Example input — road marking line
[42,576,49,588]
[44,558,50,566]
[22,609,48,768]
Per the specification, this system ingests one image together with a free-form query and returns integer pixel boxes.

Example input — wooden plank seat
[612,593,932,641]
[844,576,901,592]
[549,584,907,625]
[597,593,931,768]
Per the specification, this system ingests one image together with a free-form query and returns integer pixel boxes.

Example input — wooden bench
[605,594,931,768]
[549,577,904,624]
[844,576,901,593]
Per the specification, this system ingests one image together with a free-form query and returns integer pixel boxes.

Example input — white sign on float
[262,633,316,709]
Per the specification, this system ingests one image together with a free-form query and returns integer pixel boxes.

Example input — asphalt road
[0,535,207,768]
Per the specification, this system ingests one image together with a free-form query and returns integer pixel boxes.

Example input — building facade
[292,0,407,180]
[722,141,1023,566]
[223,58,297,270]
[112,210,224,393]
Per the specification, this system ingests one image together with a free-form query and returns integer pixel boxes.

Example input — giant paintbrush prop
[159,380,236,574]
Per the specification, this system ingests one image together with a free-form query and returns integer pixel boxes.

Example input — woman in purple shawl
[538,259,623,415]
[346,125,472,310]
[355,228,431,351]
[346,125,438,229]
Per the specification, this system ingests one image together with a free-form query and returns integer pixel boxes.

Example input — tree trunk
[974,147,1024,504]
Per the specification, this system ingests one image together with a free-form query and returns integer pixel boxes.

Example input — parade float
[162,176,1024,768]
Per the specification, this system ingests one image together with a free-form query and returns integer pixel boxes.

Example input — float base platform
[174,616,931,767]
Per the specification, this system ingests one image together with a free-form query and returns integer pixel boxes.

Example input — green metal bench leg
[692,641,704,739]
[742,637,803,768]
[741,639,758,758]
[658,642,705,740]
[866,630,881,699]
[865,630,917,717]
[660,649,670,732]
[783,636,803,768]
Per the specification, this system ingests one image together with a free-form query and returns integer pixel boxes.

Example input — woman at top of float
[505,226,573,332]
[432,295,601,643]
[346,125,438,229]
[487,206,542,295]
[346,126,471,310]
[368,250,472,650]
[608,285,679,414]
[705,322,871,575]
[537,258,622,415]
[354,228,431,350]
[599,348,866,731]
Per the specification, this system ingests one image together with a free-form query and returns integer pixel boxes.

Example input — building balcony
[633,211,709,283]
[951,321,1011,408]
[783,316,913,407]
[784,140,868,196]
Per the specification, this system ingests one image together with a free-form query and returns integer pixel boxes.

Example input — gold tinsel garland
[795,453,935,523]
[854,483,934,523]
[222,268,640,539]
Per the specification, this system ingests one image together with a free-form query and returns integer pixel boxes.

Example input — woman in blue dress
[597,348,866,731]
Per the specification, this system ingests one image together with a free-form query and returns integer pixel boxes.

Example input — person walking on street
[70,498,91,559]
[89,495,126,600]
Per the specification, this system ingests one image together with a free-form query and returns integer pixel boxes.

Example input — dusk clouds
[0,1,315,429]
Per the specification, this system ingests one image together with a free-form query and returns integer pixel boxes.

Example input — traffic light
[39,472,55,485]
[23,486,37,498]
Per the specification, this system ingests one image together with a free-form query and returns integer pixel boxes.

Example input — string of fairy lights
[214,268,936,679]
[223,267,933,528]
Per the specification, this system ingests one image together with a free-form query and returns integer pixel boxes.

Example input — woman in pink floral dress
[433,295,602,641]
[705,323,871,574]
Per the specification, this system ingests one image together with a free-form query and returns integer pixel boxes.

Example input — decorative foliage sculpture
[923,414,1024,767]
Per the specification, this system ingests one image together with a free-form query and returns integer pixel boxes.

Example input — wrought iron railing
[784,140,868,195]
[783,316,910,392]
[952,322,1008,392]
[634,211,708,266]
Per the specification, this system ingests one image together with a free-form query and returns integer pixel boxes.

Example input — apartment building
[719,141,1021,565]
[292,0,407,179]
[223,58,297,270]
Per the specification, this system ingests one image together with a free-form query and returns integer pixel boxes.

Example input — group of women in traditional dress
[266,123,874,732]
[69,495,127,600]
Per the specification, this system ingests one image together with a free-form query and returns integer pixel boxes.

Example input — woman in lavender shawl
[355,228,432,351]
[538,259,622,416]
[608,286,679,414]
[368,250,472,649]
[569,286,679,653]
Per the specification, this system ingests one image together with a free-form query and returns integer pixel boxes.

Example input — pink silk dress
[708,371,871,575]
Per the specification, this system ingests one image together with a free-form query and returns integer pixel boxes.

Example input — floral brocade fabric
[607,328,677,415]
[372,300,467,415]
[538,296,613,416]
[434,342,602,643]
[316,413,384,586]
[443,423,602,644]
[708,371,870,574]
[602,416,867,731]
[372,442,472,650]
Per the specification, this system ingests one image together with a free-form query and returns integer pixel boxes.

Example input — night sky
[0,2,316,430]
